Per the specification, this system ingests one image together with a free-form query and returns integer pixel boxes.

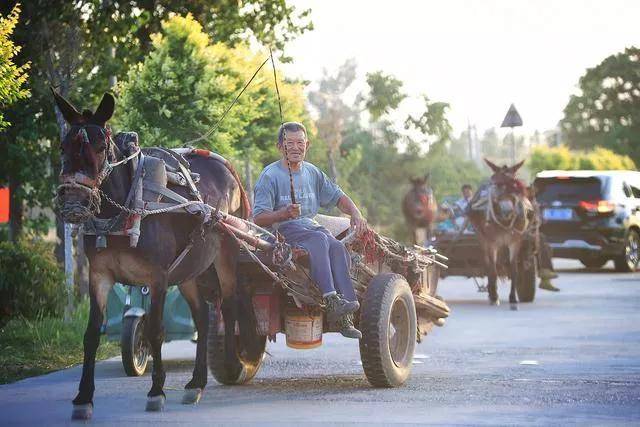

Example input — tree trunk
[327,148,339,184]
[8,178,23,243]
[76,233,89,296]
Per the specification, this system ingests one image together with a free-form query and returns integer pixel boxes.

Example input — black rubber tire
[614,229,639,273]
[579,257,608,269]
[359,273,417,388]
[516,252,536,303]
[121,316,149,377]
[206,304,266,385]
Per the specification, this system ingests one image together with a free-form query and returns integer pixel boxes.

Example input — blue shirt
[253,160,345,229]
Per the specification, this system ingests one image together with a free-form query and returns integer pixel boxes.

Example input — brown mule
[52,90,250,419]
[402,174,438,245]
[467,159,533,310]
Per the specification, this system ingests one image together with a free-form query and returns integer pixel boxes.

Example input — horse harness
[76,129,228,275]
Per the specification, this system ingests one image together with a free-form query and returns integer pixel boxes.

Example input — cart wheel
[121,316,150,376]
[207,304,266,385]
[516,251,537,303]
[359,273,417,388]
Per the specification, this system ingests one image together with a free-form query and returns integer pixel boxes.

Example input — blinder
[56,123,140,223]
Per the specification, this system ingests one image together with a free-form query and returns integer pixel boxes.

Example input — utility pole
[501,103,523,164]
[467,120,473,161]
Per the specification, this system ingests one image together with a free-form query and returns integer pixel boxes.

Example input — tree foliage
[0,3,29,131]
[304,61,483,241]
[0,0,311,240]
[0,239,65,325]
[116,14,308,160]
[362,71,406,121]
[308,59,358,182]
[405,95,453,145]
[529,145,636,177]
[561,46,640,166]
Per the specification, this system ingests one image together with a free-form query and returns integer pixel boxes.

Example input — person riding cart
[253,122,367,339]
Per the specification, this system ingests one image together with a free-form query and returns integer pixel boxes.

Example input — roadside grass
[0,298,119,384]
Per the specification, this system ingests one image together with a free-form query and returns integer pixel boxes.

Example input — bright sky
[283,0,640,138]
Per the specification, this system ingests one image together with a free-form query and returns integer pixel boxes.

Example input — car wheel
[579,257,608,269]
[614,229,639,272]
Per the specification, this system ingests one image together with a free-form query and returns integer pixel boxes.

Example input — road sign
[501,104,523,128]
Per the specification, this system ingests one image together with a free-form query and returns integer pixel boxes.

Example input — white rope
[485,185,529,235]
[108,147,140,167]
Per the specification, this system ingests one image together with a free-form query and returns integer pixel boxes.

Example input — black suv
[533,170,640,272]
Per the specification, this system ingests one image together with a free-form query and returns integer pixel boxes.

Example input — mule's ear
[93,92,115,125]
[424,173,430,182]
[509,159,525,174]
[484,158,500,173]
[51,87,82,124]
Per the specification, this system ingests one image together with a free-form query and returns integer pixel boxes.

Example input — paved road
[1,259,639,426]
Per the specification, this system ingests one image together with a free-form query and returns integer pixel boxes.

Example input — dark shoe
[336,314,362,339]
[539,278,560,292]
[324,294,360,323]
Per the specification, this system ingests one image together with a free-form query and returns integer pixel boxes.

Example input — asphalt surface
[1,259,639,426]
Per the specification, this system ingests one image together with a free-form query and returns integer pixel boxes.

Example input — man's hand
[351,212,368,236]
[281,203,301,220]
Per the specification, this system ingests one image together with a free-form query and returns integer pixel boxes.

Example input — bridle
[68,124,140,187]
[55,123,140,223]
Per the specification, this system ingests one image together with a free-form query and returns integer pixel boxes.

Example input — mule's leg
[214,233,243,376]
[71,269,114,420]
[145,273,168,412]
[178,278,208,404]
[484,243,499,305]
[509,240,521,311]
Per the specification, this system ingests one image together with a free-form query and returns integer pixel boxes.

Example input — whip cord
[269,47,297,205]
[184,56,270,145]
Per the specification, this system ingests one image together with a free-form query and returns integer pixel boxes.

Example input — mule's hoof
[145,395,165,412]
[490,299,500,306]
[510,303,519,311]
[181,388,202,405]
[71,403,93,420]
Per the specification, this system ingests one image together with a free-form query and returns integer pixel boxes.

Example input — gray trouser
[279,222,356,301]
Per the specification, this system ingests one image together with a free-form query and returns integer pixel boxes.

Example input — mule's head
[484,158,526,193]
[52,89,115,223]
[404,174,437,224]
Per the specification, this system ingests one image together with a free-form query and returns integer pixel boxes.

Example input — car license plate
[543,208,573,221]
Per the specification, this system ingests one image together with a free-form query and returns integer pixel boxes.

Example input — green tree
[405,95,453,146]
[0,4,29,131]
[308,59,358,183]
[0,0,311,242]
[528,145,636,177]
[117,14,309,161]
[362,71,406,121]
[561,46,640,166]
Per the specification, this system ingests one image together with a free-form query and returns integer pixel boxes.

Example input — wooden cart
[207,215,450,388]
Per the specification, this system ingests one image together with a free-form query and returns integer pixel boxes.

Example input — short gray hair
[278,122,307,145]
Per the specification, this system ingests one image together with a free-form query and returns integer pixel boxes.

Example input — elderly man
[253,122,367,339]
